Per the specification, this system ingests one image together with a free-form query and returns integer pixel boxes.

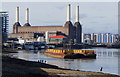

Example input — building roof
[13,22,21,27]
[23,23,31,26]
[0,11,8,13]
[50,35,66,38]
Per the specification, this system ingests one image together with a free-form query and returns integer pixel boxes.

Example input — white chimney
[76,6,79,22]
[26,8,29,23]
[16,6,19,22]
[67,4,71,21]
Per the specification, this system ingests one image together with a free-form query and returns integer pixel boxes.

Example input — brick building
[9,4,82,44]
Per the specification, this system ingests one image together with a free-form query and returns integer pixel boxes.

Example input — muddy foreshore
[1,49,120,77]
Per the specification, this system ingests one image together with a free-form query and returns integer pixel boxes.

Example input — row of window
[18,32,45,33]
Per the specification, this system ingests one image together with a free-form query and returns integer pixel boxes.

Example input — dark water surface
[10,48,119,75]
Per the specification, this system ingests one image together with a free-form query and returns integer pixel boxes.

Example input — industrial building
[9,4,82,44]
[0,11,9,43]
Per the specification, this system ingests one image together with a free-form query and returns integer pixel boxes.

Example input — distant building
[0,12,9,43]
[82,33,118,44]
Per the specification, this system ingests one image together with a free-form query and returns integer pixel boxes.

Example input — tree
[116,35,120,41]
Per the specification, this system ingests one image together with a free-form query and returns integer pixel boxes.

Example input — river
[10,48,120,75]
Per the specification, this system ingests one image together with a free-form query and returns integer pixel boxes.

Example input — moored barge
[45,49,96,59]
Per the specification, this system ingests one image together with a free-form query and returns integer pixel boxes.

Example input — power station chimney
[76,6,79,22]
[74,5,82,44]
[23,8,31,26]
[16,6,19,22]
[26,8,29,23]
[67,4,71,21]
[13,6,21,33]
[64,4,74,43]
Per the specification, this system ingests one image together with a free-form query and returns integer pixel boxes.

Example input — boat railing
[47,49,95,54]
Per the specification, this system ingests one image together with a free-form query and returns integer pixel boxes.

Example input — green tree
[116,35,120,41]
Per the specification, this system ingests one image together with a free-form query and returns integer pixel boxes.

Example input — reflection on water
[10,48,119,75]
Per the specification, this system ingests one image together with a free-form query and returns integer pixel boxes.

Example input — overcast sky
[1,2,118,34]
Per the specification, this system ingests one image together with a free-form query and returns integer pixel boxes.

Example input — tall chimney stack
[67,4,71,21]
[13,6,21,33]
[23,8,31,26]
[74,5,82,44]
[16,6,19,22]
[76,6,79,22]
[26,8,29,23]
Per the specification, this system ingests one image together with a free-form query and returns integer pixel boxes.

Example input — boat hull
[45,51,96,59]
[45,52,65,59]
[64,53,96,59]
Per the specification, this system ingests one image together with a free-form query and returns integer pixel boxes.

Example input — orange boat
[45,49,96,59]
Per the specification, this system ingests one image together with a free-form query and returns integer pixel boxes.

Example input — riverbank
[2,55,120,77]
[2,49,120,77]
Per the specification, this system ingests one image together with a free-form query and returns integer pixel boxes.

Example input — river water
[10,48,120,75]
